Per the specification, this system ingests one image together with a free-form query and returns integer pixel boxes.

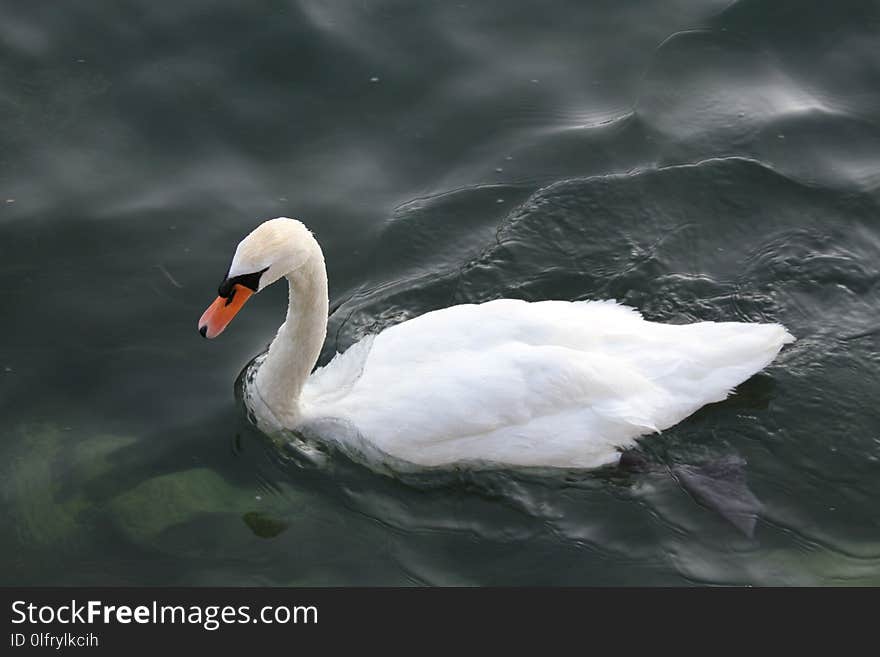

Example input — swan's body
[200,218,794,473]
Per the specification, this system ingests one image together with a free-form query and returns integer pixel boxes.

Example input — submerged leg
[671,456,764,538]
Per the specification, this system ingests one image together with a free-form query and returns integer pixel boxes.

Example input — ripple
[638,30,839,136]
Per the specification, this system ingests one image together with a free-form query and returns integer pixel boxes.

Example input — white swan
[199,217,794,472]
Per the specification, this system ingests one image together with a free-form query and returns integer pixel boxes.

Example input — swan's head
[198,217,317,338]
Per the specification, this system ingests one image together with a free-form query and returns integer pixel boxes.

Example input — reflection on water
[1,0,879,585]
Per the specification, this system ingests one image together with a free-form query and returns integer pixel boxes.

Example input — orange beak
[198,284,254,339]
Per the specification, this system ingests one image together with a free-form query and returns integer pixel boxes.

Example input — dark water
[2,1,880,585]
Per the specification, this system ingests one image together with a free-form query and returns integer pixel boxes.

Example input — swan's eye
[217,266,269,298]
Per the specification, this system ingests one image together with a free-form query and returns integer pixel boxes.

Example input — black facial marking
[217,266,269,298]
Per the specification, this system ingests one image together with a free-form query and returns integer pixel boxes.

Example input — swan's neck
[253,247,329,426]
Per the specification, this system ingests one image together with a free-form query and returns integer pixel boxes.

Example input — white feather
[299,298,793,470]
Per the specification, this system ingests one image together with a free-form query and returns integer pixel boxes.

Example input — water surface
[2,0,880,585]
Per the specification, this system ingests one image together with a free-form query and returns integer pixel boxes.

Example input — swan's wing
[305,299,793,470]
[302,334,375,406]
[303,298,640,407]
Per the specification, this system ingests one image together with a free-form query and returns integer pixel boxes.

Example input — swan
[198,217,794,473]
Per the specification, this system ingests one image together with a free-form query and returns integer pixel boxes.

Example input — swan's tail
[648,321,795,427]
[696,322,794,400]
